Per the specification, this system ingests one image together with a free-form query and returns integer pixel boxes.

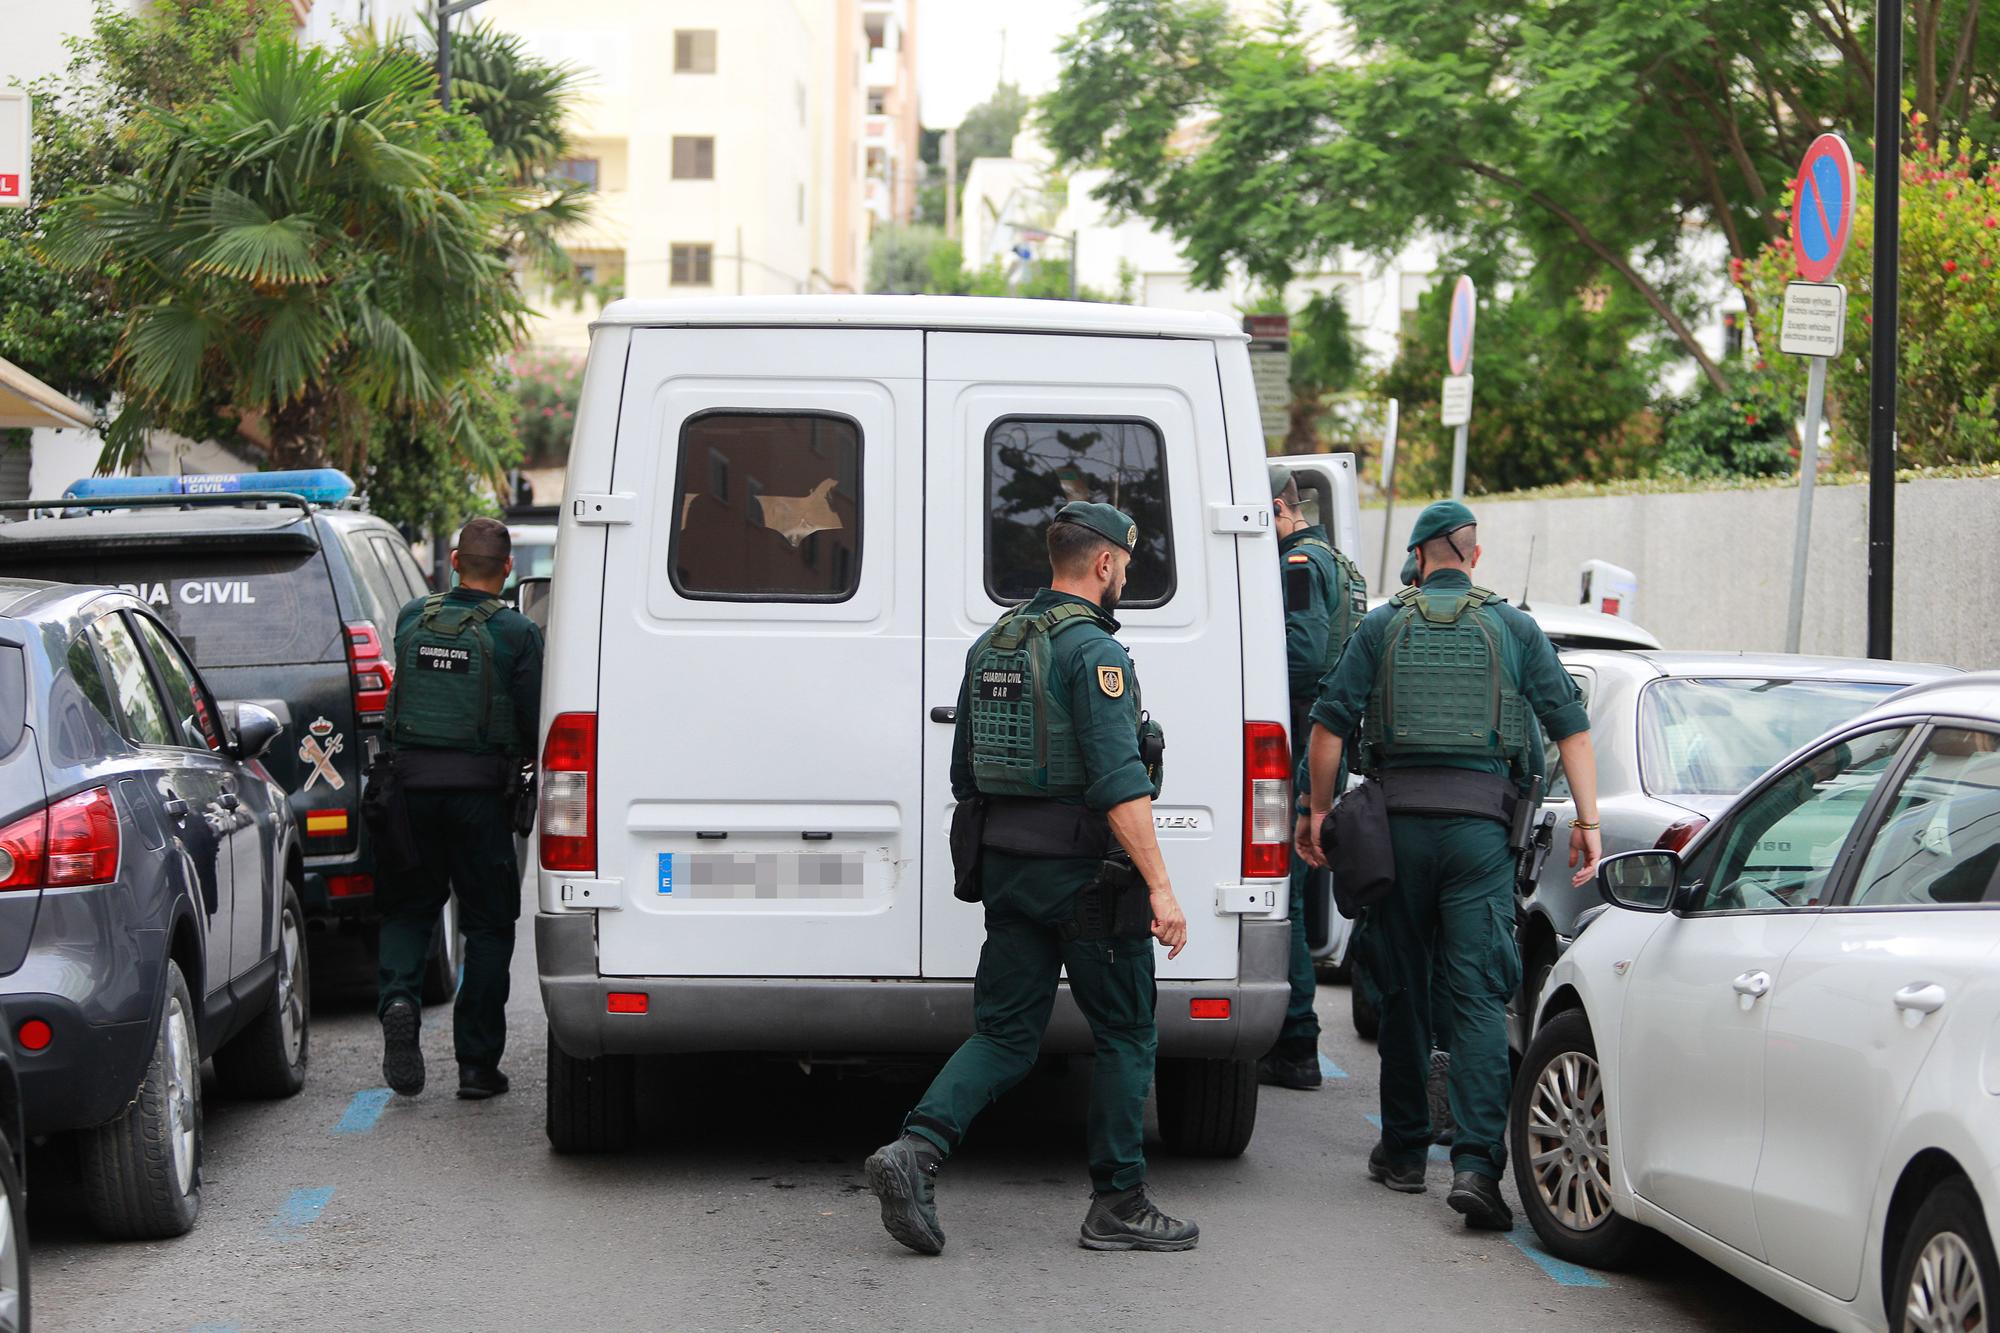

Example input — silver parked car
[1512,650,1959,1046]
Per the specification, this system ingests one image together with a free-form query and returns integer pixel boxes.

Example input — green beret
[1053,501,1138,553]
[1267,466,1300,503]
[1401,553,1420,587]
[1406,499,1477,551]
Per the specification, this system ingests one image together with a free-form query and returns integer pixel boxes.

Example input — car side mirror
[227,702,284,762]
[1597,849,1679,913]
[513,575,552,626]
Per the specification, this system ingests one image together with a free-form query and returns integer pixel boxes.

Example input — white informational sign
[1440,374,1474,428]
[1779,281,1847,358]
[0,93,28,209]
[1249,345,1291,438]
[1380,398,1400,486]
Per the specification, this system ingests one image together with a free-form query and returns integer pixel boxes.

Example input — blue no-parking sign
[1791,133,1856,283]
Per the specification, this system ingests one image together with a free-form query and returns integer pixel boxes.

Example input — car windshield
[1640,677,1903,797]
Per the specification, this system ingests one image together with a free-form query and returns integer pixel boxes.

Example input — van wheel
[0,1116,27,1333]
[1509,1009,1642,1270]
[215,883,310,1099]
[1155,1057,1257,1158]
[1351,956,1380,1041]
[80,961,202,1239]
[545,1026,634,1154]
[1892,1177,1996,1333]
[420,895,461,1005]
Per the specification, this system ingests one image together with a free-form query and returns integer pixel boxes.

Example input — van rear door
[592,329,924,978]
[922,332,1245,981]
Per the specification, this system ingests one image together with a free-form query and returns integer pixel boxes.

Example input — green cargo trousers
[905,850,1157,1194]
[376,788,520,1069]
[1370,814,1520,1180]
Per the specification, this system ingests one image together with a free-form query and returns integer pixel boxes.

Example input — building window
[671,244,713,287]
[672,136,715,181]
[674,29,716,73]
[867,90,887,116]
[552,157,599,191]
[574,262,597,285]
[985,417,1175,607]
[670,413,863,602]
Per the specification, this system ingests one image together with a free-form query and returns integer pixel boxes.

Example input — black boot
[381,998,424,1097]
[1257,1039,1323,1090]
[1078,1185,1199,1252]
[1447,1170,1514,1230]
[1427,1049,1455,1146]
[865,1135,945,1255]
[1367,1140,1427,1194]
[457,1064,510,1100]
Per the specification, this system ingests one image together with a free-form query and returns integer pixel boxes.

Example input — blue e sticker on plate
[657,853,674,894]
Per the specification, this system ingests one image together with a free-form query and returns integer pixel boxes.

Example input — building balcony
[865,47,899,91]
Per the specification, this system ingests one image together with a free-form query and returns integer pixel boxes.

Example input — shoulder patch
[1096,665,1126,699]
[1286,552,1311,564]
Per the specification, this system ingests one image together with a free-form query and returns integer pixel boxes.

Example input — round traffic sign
[1790,133,1856,284]
[1446,275,1476,375]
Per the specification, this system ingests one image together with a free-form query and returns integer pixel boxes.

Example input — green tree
[867,223,953,293]
[954,82,1030,176]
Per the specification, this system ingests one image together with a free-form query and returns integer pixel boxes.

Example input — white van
[534,296,1361,1155]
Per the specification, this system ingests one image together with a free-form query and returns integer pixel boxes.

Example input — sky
[915,0,1089,130]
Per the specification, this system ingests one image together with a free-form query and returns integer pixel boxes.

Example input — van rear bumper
[535,912,1288,1061]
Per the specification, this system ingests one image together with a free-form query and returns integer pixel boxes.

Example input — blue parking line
[270,1187,335,1238]
[1318,1053,1348,1080]
[1362,1113,1450,1163]
[1506,1226,1610,1288]
[333,1088,394,1134]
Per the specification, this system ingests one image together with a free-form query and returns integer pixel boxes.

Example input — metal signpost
[1377,398,1401,589]
[1867,0,1902,659]
[0,93,29,210]
[1442,276,1476,498]
[1781,132,1857,654]
[1244,313,1292,443]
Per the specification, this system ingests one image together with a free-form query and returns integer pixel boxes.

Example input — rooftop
[592,295,1249,342]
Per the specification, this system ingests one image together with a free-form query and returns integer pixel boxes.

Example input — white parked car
[1514,673,2000,1332]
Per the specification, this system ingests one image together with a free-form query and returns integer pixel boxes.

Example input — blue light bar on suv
[63,469,356,506]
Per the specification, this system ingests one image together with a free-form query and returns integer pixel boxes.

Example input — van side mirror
[225,701,284,762]
[1597,849,1679,913]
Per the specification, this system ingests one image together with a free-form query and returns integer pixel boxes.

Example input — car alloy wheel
[0,1153,19,1333]
[1524,1049,1613,1231]
[164,992,197,1196]
[1907,1230,1988,1333]
[277,906,307,1066]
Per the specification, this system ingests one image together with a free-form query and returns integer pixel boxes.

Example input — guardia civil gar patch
[1097,666,1125,698]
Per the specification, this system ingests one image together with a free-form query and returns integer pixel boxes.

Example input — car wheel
[545,1026,634,1154]
[1509,1008,1642,1269]
[1155,1057,1257,1158]
[0,1116,27,1333]
[80,960,202,1239]
[1894,1177,1996,1333]
[214,883,311,1099]
[420,894,462,1006]
[1350,955,1380,1041]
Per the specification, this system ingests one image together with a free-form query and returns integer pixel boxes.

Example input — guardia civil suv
[0,472,460,999]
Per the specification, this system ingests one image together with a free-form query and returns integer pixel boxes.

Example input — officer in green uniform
[1261,469,1367,1090]
[866,502,1198,1256]
[1298,501,1602,1228]
[376,517,543,1101]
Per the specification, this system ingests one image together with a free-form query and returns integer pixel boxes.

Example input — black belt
[1376,767,1518,826]
[393,748,516,791]
[980,796,1112,860]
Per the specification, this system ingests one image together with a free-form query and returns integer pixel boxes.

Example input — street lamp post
[434,0,491,108]
[1866,0,1901,658]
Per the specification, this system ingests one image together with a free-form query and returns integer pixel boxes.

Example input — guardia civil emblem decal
[1096,666,1126,699]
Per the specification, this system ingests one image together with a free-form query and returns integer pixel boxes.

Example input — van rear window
[669,412,862,601]
[24,552,342,668]
[986,417,1174,606]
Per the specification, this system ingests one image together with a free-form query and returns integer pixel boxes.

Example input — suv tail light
[1243,721,1292,879]
[541,712,597,873]
[0,787,120,891]
[1655,816,1708,853]
[346,621,393,722]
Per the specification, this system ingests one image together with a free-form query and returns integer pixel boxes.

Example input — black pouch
[1107,856,1153,937]
[1324,778,1396,917]
[510,762,538,838]
[950,795,988,903]
[362,751,423,878]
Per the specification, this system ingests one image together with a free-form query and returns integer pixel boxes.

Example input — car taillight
[1243,721,1292,879]
[0,787,119,891]
[541,712,597,873]
[346,621,393,722]
[1655,816,1708,853]
[0,806,45,891]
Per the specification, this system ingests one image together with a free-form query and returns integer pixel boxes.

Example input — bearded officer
[376,517,543,1101]
[1262,470,1367,1090]
[866,501,1197,1255]
[1297,501,1600,1228]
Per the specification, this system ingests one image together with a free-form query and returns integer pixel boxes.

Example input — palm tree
[42,32,527,474]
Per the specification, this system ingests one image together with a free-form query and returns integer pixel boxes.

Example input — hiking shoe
[1257,1050,1323,1090]
[381,999,424,1097]
[865,1135,945,1256]
[1447,1170,1514,1231]
[457,1064,511,1100]
[1367,1140,1427,1194]
[1079,1186,1199,1252]
[1427,1048,1455,1146]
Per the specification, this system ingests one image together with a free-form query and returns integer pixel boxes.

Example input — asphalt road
[31,894,1820,1333]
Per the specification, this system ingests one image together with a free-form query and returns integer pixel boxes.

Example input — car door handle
[1893,982,1948,1015]
[1732,970,1772,1000]
[162,794,190,818]
[930,706,957,724]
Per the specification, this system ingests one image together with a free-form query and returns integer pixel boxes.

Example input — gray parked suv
[0,580,307,1239]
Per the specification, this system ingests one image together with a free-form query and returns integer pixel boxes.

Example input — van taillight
[1243,722,1292,879]
[346,621,393,722]
[1655,816,1708,853]
[541,712,597,873]
[0,787,120,891]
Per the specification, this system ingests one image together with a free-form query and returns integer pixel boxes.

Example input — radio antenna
[1520,535,1536,611]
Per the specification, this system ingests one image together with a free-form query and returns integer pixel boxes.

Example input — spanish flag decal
[306,808,350,838]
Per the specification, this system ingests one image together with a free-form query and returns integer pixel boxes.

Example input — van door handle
[163,795,190,818]
[1893,982,1947,1015]
[1732,970,1772,1001]
[930,707,957,724]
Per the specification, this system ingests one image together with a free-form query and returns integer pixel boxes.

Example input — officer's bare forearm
[1555,732,1600,823]
[1107,798,1171,893]
[1307,727,1345,816]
